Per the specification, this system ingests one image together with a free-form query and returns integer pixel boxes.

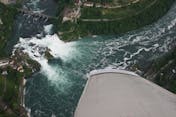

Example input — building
[62,7,81,22]
[0,0,16,4]
[83,2,94,7]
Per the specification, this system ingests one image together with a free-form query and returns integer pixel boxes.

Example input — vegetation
[0,67,24,117]
[81,0,154,19]
[0,3,17,58]
[0,53,40,116]
[54,0,175,41]
[54,0,74,17]
[87,0,113,3]
[0,2,28,117]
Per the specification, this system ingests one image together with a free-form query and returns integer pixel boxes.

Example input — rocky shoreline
[143,47,176,93]
[0,49,41,116]
[127,42,176,94]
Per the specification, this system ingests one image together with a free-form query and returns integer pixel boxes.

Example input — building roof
[0,0,16,4]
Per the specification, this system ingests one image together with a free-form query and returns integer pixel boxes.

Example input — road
[80,0,157,22]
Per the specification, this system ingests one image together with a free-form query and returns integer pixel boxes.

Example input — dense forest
[0,3,17,58]
[54,0,74,17]
[78,0,174,35]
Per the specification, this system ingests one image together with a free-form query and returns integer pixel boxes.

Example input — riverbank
[0,67,26,117]
[0,2,19,116]
[125,39,176,94]
[0,50,41,117]
[54,0,175,41]
[0,2,39,116]
[143,46,176,93]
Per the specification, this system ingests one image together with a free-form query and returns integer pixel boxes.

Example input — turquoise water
[11,0,176,117]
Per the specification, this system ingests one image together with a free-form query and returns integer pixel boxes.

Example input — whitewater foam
[14,34,77,87]
[44,24,53,34]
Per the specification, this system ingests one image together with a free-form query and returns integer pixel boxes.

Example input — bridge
[17,9,57,20]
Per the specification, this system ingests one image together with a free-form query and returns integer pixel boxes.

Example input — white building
[0,0,16,4]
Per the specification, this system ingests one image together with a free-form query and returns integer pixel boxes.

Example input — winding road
[80,0,157,22]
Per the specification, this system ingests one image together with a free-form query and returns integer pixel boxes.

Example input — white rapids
[14,34,78,86]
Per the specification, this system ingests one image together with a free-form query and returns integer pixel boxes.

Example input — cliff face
[144,47,176,93]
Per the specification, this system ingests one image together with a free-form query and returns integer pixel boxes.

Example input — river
[7,0,176,117]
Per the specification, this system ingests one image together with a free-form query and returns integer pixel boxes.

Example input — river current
[8,0,176,117]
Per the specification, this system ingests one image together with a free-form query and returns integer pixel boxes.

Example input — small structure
[0,0,16,4]
[62,7,80,22]
[95,3,102,8]
[17,65,24,73]
[9,60,15,65]
[83,2,94,7]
